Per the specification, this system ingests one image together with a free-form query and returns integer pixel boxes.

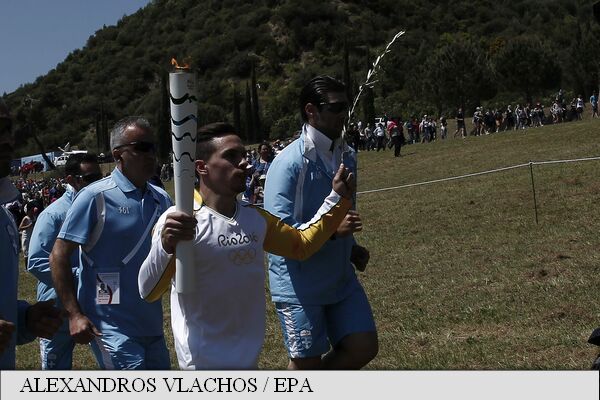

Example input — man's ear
[195,159,208,176]
[112,148,121,162]
[305,103,318,121]
[65,175,77,188]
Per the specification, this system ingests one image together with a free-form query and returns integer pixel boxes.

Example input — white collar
[0,177,19,205]
[305,123,343,154]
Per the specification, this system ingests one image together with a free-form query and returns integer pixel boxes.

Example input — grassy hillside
[16,116,600,369]
[4,0,600,159]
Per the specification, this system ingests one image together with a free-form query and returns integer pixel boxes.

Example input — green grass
[15,115,600,370]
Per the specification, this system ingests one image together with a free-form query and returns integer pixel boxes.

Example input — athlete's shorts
[40,324,75,370]
[275,285,376,359]
[90,331,170,370]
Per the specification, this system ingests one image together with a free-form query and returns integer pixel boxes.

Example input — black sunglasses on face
[318,102,349,114]
[113,141,156,153]
[76,172,103,183]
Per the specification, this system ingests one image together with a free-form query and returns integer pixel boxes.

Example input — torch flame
[171,58,190,70]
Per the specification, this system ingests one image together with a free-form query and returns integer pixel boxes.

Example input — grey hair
[110,116,152,149]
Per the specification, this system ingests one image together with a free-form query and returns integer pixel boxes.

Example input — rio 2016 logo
[218,232,258,247]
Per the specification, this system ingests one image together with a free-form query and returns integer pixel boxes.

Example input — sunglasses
[113,141,156,153]
[318,102,348,114]
[76,172,103,183]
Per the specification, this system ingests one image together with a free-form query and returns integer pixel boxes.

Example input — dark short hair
[196,122,238,161]
[299,75,346,121]
[64,153,98,177]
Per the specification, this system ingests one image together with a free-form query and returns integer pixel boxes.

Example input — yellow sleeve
[255,192,351,260]
[143,256,175,302]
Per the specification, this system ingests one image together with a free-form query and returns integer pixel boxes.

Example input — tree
[24,95,56,170]
[420,34,497,114]
[101,103,108,153]
[156,70,171,164]
[233,82,242,141]
[563,22,600,97]
[493,35,561,104]
[250,63,262,142]
[343,39,354,107]
[244,81,255,143]
[362,51,376,127]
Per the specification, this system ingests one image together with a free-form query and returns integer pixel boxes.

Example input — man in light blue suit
[50,117,172,370]
[264,76,378,370]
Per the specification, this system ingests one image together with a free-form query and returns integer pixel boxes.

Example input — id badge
[96,272,120,305]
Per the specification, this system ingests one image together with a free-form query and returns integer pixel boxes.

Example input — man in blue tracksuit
[264,75,378,369]
[27,153,102,369]
[50,117,172,370]
[0,100,62,369]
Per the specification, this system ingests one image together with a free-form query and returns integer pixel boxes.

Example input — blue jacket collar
[111,167,139,193]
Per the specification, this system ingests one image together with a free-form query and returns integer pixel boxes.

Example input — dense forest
[4,0,600,160]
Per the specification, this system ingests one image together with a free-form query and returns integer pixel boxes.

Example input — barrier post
[529,161,539,224]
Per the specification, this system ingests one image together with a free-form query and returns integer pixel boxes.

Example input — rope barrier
[357,155,600,196]
[530,155,600,166]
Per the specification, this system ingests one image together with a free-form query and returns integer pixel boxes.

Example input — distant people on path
[454,107,466,138]
[365,124,375,150]
[590,91,599,119]
[375,123,386,151]
[576,95,585,120]
[439,115,448,139]
[389,121,403,157]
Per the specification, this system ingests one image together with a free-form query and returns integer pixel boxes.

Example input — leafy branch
[345,31,405,132]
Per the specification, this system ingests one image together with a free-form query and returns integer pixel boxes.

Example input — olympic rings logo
[228,248,257,265]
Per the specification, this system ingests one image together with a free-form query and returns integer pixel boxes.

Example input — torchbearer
[138,122,356,369]
[169,59,198,294]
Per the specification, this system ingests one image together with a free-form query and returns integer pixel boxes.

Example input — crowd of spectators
[237,88,599,201]
[8,161,44,177]
[344,89,599,149]
[5,177,66,227]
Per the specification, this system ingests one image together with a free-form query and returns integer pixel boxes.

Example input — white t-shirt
[139,190,350,370]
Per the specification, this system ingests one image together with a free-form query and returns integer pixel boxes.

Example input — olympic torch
[169,58,197,293]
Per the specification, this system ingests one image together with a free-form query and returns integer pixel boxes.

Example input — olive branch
[345,30,405,135]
